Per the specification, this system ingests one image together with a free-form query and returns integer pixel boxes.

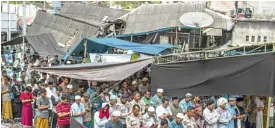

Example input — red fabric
[56,102,71,125]
[20,92,33,126]
[99,108,109,119]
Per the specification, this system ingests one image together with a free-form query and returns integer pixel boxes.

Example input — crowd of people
[0,51,269,128]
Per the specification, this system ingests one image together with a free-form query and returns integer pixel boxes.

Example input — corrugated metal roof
[28,4,128,50]
[28,10,99,49]
[118,3,234,35]
[60,3,129,26]
[2,33,66,56]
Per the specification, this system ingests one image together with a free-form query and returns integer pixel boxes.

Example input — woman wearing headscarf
[94,102,110,128]
[216,97,232,128]
[20,86,34,128]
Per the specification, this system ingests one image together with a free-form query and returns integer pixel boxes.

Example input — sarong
[36,117,49,128]
[2,101,13,119]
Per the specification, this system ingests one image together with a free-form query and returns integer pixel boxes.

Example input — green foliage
[113,1,161,9]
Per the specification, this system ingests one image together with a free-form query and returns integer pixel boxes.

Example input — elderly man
[109,95,119,115]
[203,99,220,128]
[143,106,159,128]
[183,107,197,128]
[156,98,173,123]
[216,97,232,128]
[71,95,85,124]
[117,94,130,127]
[126,105,143,128]
[193,105,204,128]
[152,88,164,108]
[129,91,146,114]
[170,97,183,119]
[179,93,193,113]
[168,113,185,128]
[105,110,123,128]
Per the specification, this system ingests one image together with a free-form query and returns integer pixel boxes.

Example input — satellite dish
[180,12,214,28]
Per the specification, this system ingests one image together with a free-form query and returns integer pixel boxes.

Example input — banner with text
[89,53,131,63]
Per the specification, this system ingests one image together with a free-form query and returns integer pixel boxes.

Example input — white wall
[232,21,275,46]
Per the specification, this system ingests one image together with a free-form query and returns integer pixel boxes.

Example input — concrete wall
[232,21,275,46]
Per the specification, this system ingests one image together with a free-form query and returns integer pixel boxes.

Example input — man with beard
[216,97,232,128]
[152,88,164,108]
[126,105,143,128]
[193,105,204,128]
[143,106,159,128]
[179,93,193,114]
[105,110,123,128]
[11,80,25,121]
[170,97,183,119]
[117,94,130,127]
[203,99,220,128]
[129,91,146,114]
[141,91,152,112]
[168,113,184,128]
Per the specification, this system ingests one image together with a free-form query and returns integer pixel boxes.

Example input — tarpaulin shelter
[34,58,152,82]
[151,52,275,96]
[64,37,174,61]
[1,33,67,57]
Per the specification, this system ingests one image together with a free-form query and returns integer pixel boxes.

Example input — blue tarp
[64,38,174,61]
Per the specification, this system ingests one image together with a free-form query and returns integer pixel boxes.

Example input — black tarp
[2,33,67,57]
[151,52,275,96]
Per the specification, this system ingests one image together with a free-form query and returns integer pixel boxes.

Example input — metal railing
[154,43,275,64]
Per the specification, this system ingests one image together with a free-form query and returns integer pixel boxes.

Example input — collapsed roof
[28,3,128,50]
[116,3,234,35]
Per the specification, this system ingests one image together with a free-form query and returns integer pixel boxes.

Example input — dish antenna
[180,12,214,28]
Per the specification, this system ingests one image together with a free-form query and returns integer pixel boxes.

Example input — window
[264,36,267,42]
[258,36,261,42]
[246,35,249,41]
[251,36,255,42]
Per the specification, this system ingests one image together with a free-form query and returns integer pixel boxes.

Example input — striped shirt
[56,102,71,125]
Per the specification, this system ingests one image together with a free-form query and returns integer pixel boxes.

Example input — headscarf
[99,103,109,119]
[217,97,228,107]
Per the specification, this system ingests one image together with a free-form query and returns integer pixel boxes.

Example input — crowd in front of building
[1,51,268,128]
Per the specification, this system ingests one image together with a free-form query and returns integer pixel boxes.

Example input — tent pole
[84,39,87,58]
[266,97,271,128]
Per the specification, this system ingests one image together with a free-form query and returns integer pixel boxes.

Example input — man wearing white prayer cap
[109,95,119,116]
[105,110,123,128]
[71,95,85,124]
[143,106,159,128]
[152,88,164,108]
[216,97,232,128]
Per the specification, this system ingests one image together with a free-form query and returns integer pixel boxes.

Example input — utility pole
[23,1,26,36]
[7,1,11,41]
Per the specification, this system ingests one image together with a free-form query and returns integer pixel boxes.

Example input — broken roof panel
[118,3,234,35]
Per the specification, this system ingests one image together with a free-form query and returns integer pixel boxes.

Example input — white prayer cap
[102,102,109,108]
[217,97,228,106]
[17,78,22,82]
[142,77,148,82]
[157,88,164,93]
[110,95,118,100]
[112,110,121,117]
[67,84,73,89]
[132,80,137,85]
[185,93,193,98]
[148,106,155,112]
[26,84,32,87]
[91,81,97,85]
[176,113,184,119]
[75,95,81,100]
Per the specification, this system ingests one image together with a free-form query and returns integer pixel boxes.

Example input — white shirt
[203,108,220,128]
[156,105,172,122]
[71,102,85,124]
[46,87,58,102]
